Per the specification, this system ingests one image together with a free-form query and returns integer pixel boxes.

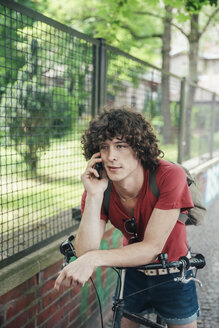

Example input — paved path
[186,195,219,328]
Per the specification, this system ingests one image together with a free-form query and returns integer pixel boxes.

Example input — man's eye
[117,144,126,149]
[100,145,108,150]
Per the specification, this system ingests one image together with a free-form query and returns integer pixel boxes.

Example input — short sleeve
[154,164,194,211]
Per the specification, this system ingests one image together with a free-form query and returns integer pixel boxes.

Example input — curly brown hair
[81,107,164,170]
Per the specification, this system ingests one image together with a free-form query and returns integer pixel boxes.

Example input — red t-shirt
[81,160,194,261]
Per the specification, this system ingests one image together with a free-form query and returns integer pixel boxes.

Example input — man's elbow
[142,241,164,263]
[75,241,101,257]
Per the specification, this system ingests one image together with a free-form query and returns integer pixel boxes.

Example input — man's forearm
[87,241,159,269]
[75,193,105,256]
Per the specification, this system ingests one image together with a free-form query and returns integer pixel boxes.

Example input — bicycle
[111,253,206,328]
[59,236,206,328]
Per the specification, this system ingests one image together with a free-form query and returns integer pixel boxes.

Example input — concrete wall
[189,155,219,206]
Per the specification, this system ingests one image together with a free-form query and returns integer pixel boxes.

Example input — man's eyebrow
[114,140,127,144]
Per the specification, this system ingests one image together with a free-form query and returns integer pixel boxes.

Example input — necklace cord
[117,191,140,202]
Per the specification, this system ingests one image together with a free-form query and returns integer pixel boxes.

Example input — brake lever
[181,276,203,287]
[173,259,203,287]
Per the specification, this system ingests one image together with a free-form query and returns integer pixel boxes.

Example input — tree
[161,5,173,144]
[1,35,75,174]
[180,2,219,157]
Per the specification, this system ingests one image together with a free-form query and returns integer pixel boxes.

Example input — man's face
[99,137,141,182]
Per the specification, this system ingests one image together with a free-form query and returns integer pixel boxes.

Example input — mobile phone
[95,162,103,179]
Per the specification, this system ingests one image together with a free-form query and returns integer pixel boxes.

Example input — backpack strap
[178,212,189,224]
[149,169,159,200]
[103,180,111,218]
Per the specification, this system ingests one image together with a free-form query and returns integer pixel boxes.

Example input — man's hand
[54,253,95,291]
[81,152,108,195]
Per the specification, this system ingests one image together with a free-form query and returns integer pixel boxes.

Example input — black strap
[149,169,159,200]
[103,180,111,218]
[178,212,189,224]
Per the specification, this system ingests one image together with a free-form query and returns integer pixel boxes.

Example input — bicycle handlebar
[59,235,206,275]
[115,253,206,287]
[116,253,206,271]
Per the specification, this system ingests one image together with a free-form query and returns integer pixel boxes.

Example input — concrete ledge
[183,154,219,176]
[0,233,66,296]
[0,223,113,297]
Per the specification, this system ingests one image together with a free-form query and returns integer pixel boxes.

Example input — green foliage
[0,31,78,172]
[0,6,25,95]
[38,0,163,64]
[185,0,218,12]
[50,87,77,139]
[170,101,180,127]
[15,0,50,12]
[151,115,164,135]
[107,51,149,100]
[1,78,76,172]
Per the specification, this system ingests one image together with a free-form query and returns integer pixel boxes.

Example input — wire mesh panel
[105,46,183,162]
[183,83,216,163]
[106,47,157,111]
[106,47,161,126]
[0,2,95,265]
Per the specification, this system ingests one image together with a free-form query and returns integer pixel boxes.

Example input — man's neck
[113,165,144,200]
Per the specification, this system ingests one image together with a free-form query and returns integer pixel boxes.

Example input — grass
[0,138,87,232]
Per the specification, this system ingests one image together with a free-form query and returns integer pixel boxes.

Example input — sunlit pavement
[186,195,219,328]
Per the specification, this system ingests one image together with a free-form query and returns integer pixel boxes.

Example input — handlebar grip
[189,254,206,269]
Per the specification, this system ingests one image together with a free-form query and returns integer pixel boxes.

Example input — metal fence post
[92,44,99,118]
[97,38,107,112]
[178,78,186,164]
[210,93,216,159]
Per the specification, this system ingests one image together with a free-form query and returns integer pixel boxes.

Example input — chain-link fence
[0,0,219,267]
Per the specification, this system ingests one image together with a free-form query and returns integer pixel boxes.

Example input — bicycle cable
[90,276,104,328]
[113,278,174,310]
[60,237,105,328]
[86,267,121,328]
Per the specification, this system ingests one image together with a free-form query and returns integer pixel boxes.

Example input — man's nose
[108,147,117,161]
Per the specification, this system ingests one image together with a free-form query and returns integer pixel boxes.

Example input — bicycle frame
[112,269,166,328]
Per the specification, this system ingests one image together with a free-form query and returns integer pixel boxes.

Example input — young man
[54,108,200,328]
